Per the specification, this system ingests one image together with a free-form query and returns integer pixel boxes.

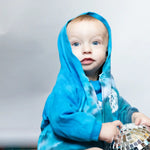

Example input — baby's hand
[99,120,123,143]
[132,112,150,127]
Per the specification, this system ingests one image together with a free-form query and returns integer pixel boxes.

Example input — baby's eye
[72,42,80,47]
[92,41,100,45]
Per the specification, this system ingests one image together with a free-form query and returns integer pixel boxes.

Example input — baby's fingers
[113,120,123,128]
[134,118,141,125]
[141,120,150,127]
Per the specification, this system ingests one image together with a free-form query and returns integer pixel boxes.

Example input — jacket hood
[57,12,112,82]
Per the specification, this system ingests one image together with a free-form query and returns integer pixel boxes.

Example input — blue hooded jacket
[38,12,138,150]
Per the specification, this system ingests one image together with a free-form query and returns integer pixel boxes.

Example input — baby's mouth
[81,58,95,65]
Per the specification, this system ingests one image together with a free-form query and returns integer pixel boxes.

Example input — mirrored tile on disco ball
[112,123,150,150]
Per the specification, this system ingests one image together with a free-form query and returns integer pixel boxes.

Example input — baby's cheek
[72,51,81,60]
[97,53,106,60]
[72,49,78,56]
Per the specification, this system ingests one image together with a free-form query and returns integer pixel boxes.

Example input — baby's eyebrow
[91,35,104,40]
[95,33,108,40]
[68,36,81,41]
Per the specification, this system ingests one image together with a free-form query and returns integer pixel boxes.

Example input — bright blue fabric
[38,12,138,150]
[90,80,102,102]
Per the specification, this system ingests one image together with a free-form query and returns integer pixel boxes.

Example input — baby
[38,12,150,150]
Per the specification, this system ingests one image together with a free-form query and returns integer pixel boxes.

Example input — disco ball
[111,123,150,150]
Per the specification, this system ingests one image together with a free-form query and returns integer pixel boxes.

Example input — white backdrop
[0,0,150,147]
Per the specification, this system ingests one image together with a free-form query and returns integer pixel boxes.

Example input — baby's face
[67,19,108,80]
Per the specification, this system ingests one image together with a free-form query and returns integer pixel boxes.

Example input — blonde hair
[69,15,98,24]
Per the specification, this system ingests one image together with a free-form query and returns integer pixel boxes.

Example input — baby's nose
[82,44,92,53]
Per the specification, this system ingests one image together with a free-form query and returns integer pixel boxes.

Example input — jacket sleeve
[44,85,102,142]
[118,96,139,124]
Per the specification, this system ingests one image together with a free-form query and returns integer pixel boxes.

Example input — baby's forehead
[67,18,108,37]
